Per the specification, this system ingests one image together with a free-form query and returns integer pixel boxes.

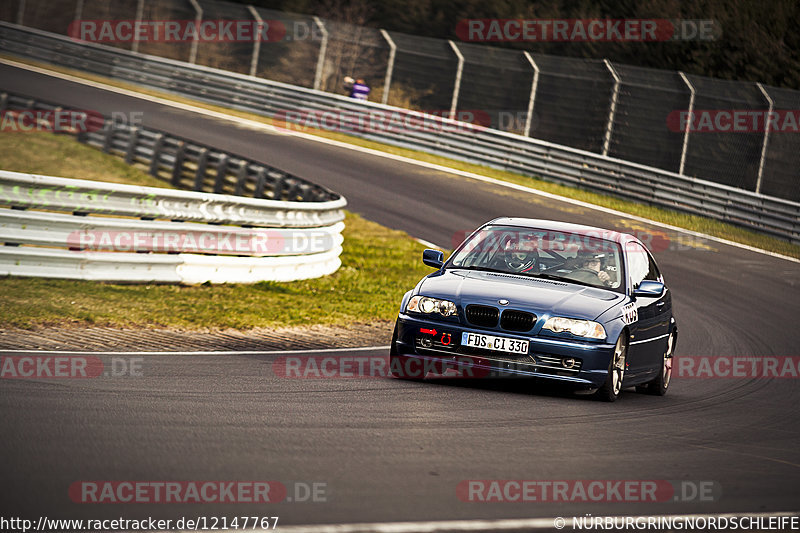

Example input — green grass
[5,53,797,259]
[0,130,432,329]
[0,131,169,188]
[0,212,429,329]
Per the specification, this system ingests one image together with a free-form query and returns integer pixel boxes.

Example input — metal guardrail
[1,22,798,245]
[0,170,346,283]
[0,91,341,204]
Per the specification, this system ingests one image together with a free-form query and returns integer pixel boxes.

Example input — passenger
[502,238,539,273]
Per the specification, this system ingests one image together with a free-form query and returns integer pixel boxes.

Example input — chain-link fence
[3,0,799,202]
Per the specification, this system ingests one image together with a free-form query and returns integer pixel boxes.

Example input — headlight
[406,295,457,317]
[542,316,606,339]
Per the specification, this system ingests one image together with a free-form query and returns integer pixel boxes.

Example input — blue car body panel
[393,218,676,390]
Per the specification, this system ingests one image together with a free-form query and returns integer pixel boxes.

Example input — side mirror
[422,249,444,269]
[633,280,665,297]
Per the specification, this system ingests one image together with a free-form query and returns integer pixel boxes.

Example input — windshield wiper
[447,265,515,275]
[522,272,599,288]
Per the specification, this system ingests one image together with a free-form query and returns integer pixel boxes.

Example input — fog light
[420,337,433,348]
[562,357,576,369]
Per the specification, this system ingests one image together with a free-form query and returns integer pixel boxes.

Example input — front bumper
[395,314,616,388]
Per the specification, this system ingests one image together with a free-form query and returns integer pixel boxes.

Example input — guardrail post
[312,17,328,91]
[247,6,263,77]
[172,141,186,187]
[678,72,695,175]
[447,40,464,119]
[124,127,139,164]
[254,168,267,198]
[131,0,145,54]
[75,111,89,143]
[270,171,286,200]
[234,161,249,195]
[188,0,203,65]
[755,82,773,194]
[522,51,540,137]
[214,154,229,193]
[16,0,25,25]
[602,59,620,157]
[379,29,396,106]
[149,134,164,177]
[102,126,115,153]
[193,148,209,191]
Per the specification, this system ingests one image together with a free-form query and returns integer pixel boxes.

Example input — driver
[503,237,539,273]
[574,251,612,285]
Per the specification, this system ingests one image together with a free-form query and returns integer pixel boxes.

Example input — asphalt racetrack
[2,61,800,528]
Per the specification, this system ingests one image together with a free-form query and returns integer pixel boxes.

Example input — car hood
[418,269,623,321]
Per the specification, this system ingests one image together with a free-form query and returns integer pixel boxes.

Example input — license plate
[461,332,529,354]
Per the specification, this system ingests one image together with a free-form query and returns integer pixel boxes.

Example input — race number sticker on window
[621,303,638,324]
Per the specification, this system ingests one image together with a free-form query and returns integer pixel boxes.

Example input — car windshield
[447,225,625,292]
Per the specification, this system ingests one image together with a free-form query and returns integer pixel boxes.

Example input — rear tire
[595,333,627,402]
[642,330,675,396]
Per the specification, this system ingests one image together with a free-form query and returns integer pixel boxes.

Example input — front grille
[500,310,536,332]
[465,305,499,327]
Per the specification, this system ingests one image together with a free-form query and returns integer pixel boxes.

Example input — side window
[645,252,661,281]
[627,242,650,288]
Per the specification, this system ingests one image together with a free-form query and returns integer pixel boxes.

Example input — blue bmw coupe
[391,218,677,401]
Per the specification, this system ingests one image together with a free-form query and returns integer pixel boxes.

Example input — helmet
[504,238,539,272]
[576,251,605,269]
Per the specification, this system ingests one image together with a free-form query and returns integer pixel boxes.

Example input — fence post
[247,5,263,77]
[755,83,773,194]
[522,51,540,137]
[447,40,464,119]
[379,29,396,106]
[188,0,202,65]
[131,0,145,53]
[312,16,328,91]
[678,71,695,175]
[74,0,84,25]
[16,0,25,25]
[602,59,620,157]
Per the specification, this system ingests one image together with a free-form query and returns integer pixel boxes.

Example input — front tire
[596,333,627,402]
[389,321,426,380]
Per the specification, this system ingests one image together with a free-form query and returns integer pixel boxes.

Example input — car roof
[485,217,636,246]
